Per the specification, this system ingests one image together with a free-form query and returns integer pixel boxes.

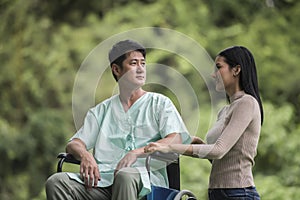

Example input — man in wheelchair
[45,39,192,200]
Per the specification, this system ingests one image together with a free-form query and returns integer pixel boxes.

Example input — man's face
[117,51,146,88]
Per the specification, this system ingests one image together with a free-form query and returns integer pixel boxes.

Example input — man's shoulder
[91,95,118,111]
[147,92,169,100]
[144,92,174,111]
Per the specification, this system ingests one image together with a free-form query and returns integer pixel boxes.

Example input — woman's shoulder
[234,93,259,110]
[240,93,257,104]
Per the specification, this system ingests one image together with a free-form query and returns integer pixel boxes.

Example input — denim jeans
[208,186,260,200]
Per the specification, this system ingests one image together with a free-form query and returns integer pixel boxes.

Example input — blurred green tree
[0,0,300,199]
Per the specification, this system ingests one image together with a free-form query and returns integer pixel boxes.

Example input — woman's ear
[233,65,241,77]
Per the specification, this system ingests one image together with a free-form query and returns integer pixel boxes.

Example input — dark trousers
[208,186,260,200]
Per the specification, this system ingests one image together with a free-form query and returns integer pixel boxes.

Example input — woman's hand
[144,142,171,154]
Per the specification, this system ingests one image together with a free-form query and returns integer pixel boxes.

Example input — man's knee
[45,173,68,196]
[46,173,63,187]
[114,167,140,184]
[112,168,142,200]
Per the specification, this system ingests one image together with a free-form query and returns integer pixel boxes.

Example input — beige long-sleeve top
[193,91,261,188]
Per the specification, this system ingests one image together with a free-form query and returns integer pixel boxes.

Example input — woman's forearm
[169,144,194,156]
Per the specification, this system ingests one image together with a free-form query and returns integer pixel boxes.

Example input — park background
[1,0,300,199]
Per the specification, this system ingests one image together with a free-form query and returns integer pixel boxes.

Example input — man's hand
[66,138,100,189]
[80,151,100,189]
[144,142,171,154]
[114,151,139,176]
[114,133,181,176]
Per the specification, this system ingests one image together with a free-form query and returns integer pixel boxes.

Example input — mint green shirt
[67,92,191,197]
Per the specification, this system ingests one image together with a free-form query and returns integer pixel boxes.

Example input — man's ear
[111,63,121,77]
[233,65,241,77]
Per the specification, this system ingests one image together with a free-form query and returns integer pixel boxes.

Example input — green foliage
[258,103,300,187]
[180,156,211,199]
[255,102,300,198]
[255,174,300,200]
[256,103,293,171]
[1,0,300,199]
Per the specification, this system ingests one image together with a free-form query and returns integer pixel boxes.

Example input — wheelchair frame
[56,152,197,200]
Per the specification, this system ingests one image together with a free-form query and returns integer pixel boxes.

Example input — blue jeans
[208,186,260,200]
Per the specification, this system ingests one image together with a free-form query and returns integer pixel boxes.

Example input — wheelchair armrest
[145,152,179,172]
[57,152,81,172]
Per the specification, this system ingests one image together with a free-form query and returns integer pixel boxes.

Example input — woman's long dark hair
[218,46,264,125]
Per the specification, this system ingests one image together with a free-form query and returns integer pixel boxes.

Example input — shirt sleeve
[70,109,100,150]
[193,97,255,159]
[157,96,191,144]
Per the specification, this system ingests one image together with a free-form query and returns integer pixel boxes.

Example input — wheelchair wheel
[173,190,197,200]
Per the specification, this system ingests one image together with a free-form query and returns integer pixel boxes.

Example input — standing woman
[145,46,263,200]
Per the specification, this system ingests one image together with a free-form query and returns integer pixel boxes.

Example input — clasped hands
[143,136,204,154]
[143,142,171,154]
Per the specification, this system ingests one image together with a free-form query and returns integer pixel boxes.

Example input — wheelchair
[57,151,197,200]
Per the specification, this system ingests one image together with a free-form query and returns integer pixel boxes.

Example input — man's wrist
[130,148,145,157]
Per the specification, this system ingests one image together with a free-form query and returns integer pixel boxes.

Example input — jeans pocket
[222,188,246,199]
[246,187,261,200]
[209,188,260,200]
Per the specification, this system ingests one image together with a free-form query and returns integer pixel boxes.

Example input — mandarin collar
[229,91,245,103]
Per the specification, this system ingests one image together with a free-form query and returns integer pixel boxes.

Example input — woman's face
[212,55,237,93]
